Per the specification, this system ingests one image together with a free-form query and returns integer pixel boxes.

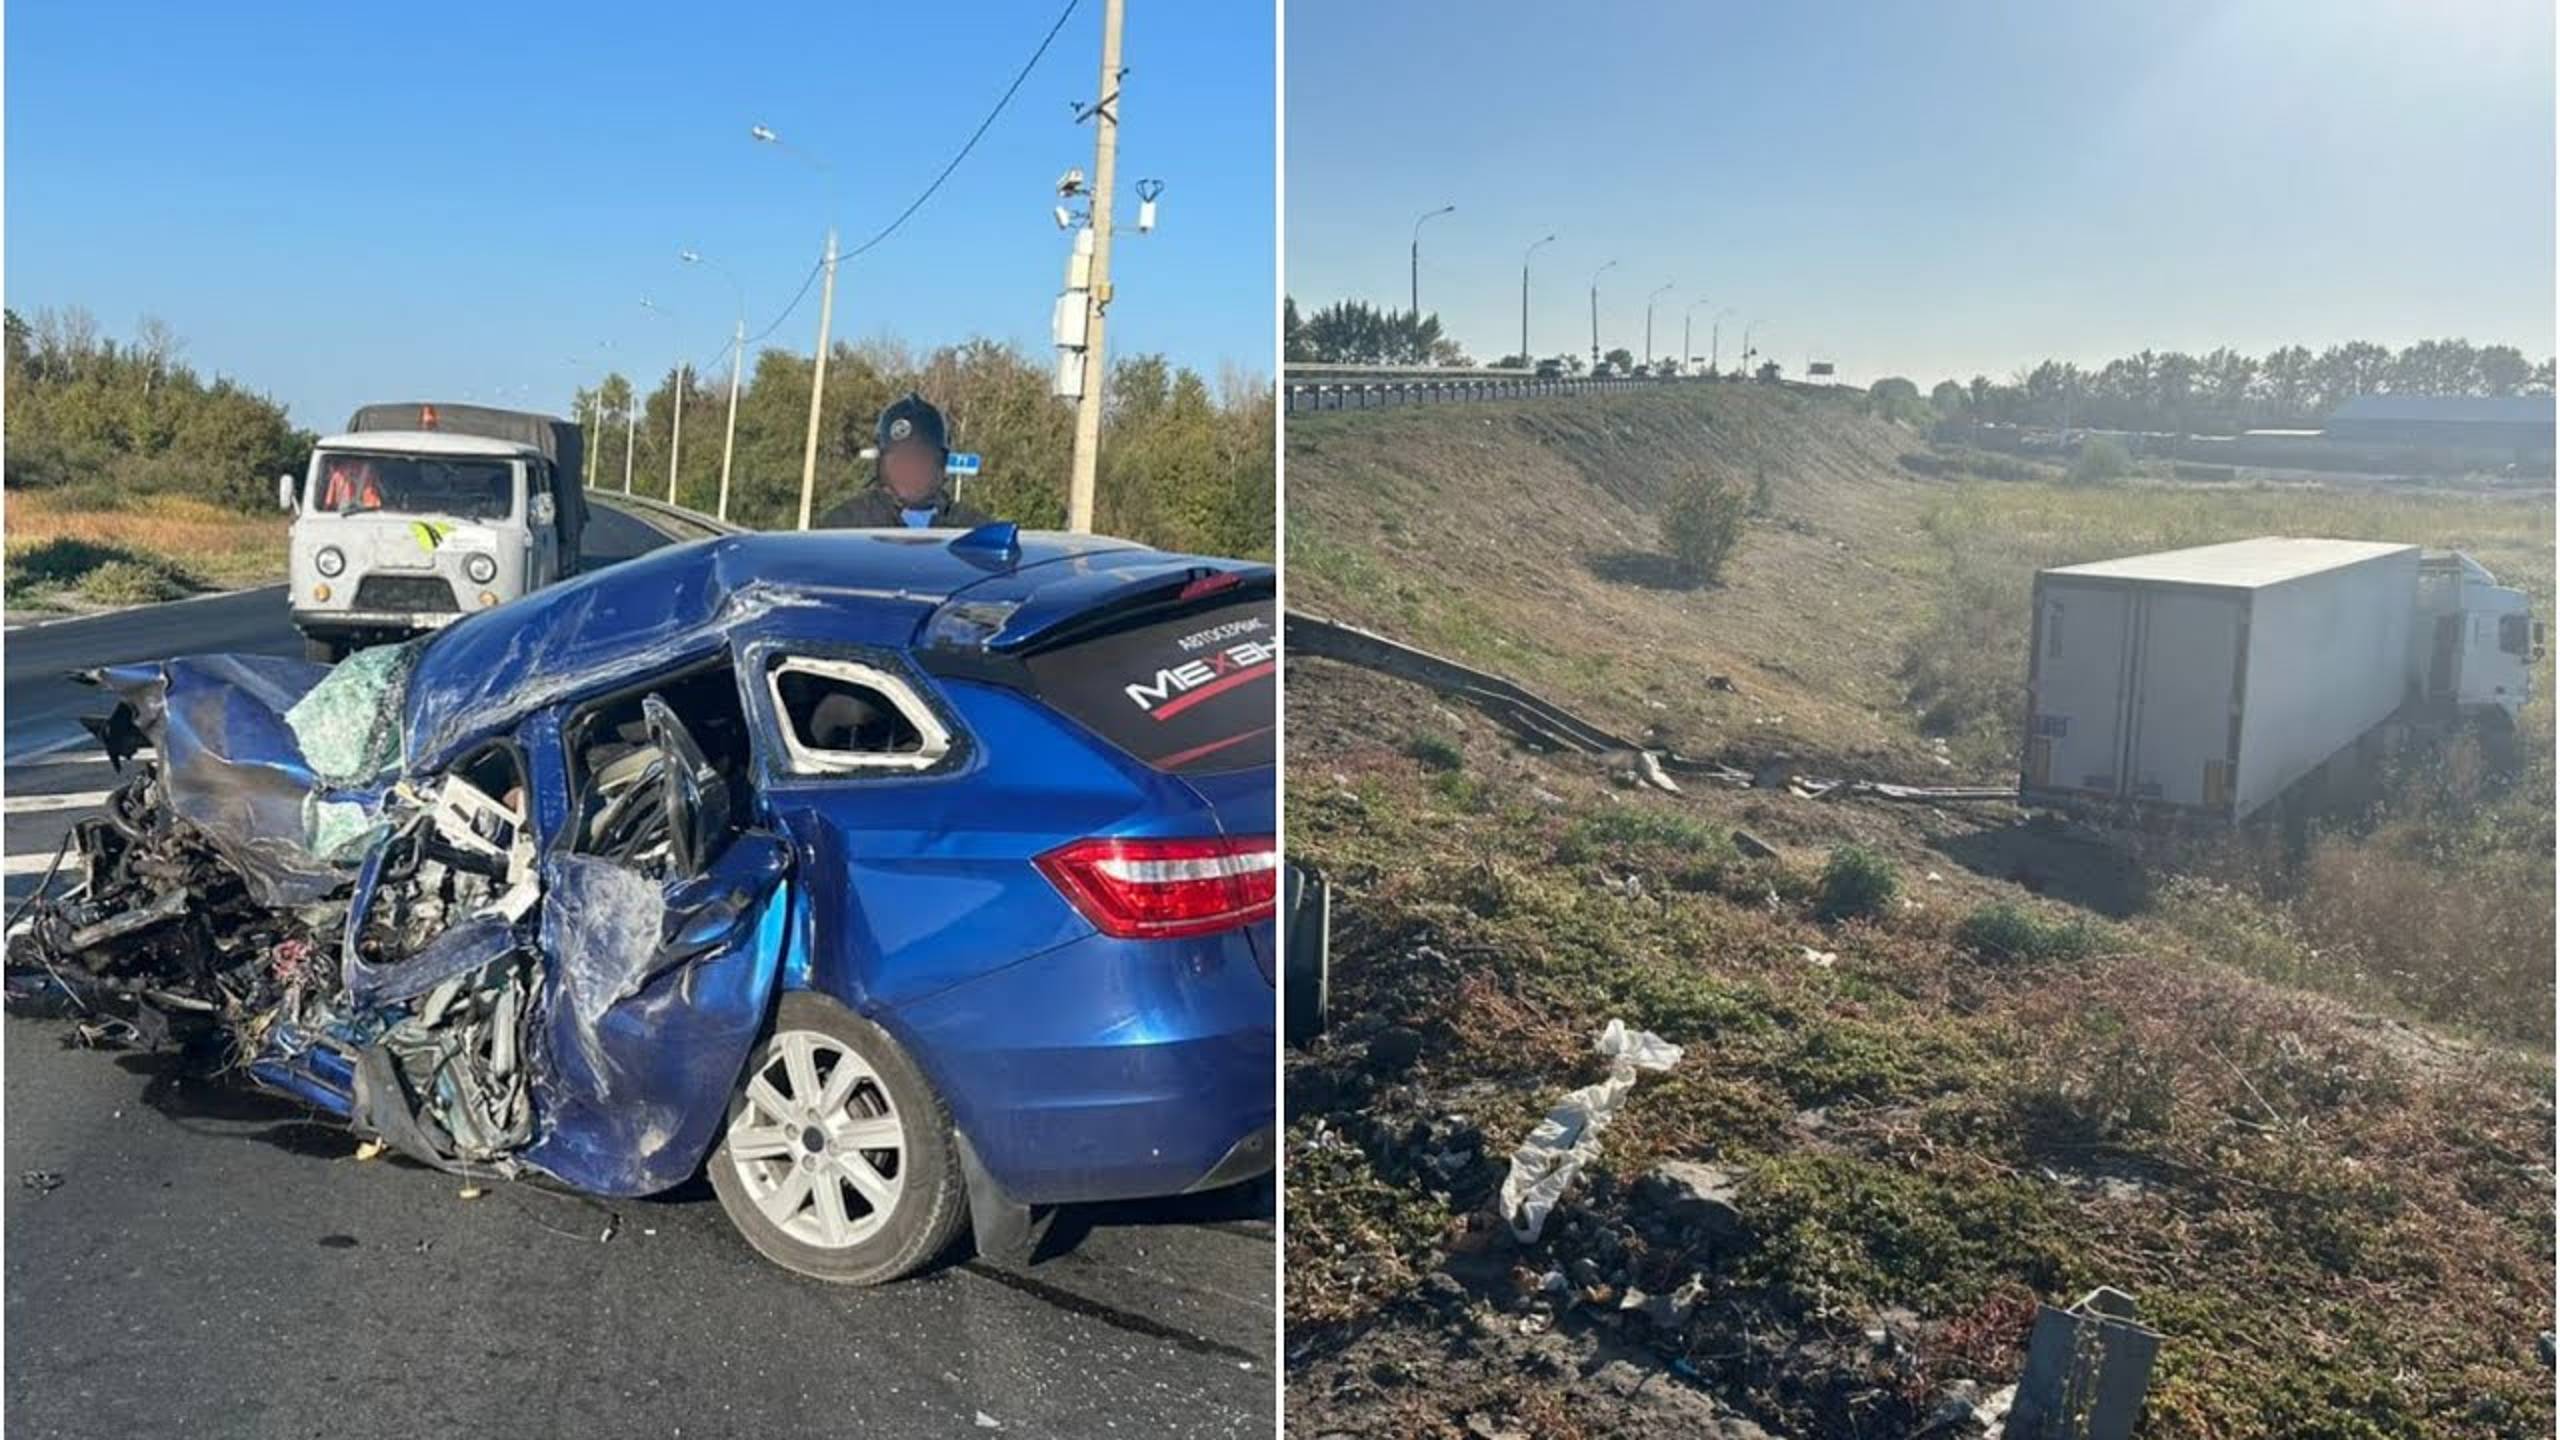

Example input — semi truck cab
[2414,551,2540,723]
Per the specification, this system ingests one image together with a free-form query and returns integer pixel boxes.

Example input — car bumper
[293,609,465,636]
[879,924,1275,1206]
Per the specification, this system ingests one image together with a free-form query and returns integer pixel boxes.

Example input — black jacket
[816,485,994,530]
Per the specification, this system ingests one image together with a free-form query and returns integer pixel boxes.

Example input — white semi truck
[2020,537,2539,823]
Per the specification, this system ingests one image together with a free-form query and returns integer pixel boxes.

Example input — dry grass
[4,490,285,609]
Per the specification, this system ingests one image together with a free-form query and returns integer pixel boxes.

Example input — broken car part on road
[8,525,1279,1284]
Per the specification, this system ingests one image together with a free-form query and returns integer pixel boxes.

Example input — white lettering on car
[1123,640,1277,715]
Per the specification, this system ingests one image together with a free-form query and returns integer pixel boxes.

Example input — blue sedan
[8,524,1276,1283]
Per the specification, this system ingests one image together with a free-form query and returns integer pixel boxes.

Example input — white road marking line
[6,747,142,771]
[2,790,110,815]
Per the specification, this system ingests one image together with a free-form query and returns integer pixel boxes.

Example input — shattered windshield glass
[285,639,426,783]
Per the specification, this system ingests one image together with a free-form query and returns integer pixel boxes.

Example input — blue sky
[1286,0,2555,385]
[6,0,1273,427]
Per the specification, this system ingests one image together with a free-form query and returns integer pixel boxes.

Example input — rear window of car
[1021,598,1275,775]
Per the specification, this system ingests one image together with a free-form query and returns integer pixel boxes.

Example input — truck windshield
[313,453,516,522]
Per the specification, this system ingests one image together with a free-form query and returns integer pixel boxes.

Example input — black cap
[876,392,948,454]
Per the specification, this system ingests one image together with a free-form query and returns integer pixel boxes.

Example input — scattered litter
[19,1169,64,1194]
[973,1412,1002,1430]
[1498,1020,1683,1242]
[354,1140,386,1161]
[1798,947,1837,968]
[1731,828,1780,860]
[457,1185,486,1201]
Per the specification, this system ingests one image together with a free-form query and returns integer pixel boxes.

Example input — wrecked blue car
[6,525,1277,1283]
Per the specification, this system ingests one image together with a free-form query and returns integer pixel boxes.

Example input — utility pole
[1410,204,1454,317]
[1588,259,1617,372]
[1521,233,1555,365]
[667,361,686,504]
[1645,282,1673,368]
[719,319,743,522]
[797,227,837,530]
[1067,0,1125,535]
[583,395,599,488]
[622,406,635,493]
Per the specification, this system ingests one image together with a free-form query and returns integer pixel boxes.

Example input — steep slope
[1282,386,2555,1439]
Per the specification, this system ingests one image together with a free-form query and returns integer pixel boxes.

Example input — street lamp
[1710,307,1737,375]
[1645,282,1674,369]
[1684,298,1712,374]
[639,298,685,505]
[1742,320,1761,377]
[753,123,840,530]
[1410,204,1454,317]
[681,248,747,523]
[1588,259,1618,372]
[1521,233,1556,365]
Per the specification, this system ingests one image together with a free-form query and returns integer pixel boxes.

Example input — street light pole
[1588,259,1617,372]
[682,248,748,523]
[1521,232,1555,364]
[622,406,636,493]
[1684,299,1710,372]
[640,298,684,504]
[1409,203,1454,317]
[753,124,841,531]
[1067,0,1126,534]
[1742,321,1757,377]
[1710,307,1736,375]
[1645,282,1674,368]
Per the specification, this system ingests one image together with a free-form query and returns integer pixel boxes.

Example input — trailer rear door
[2027,580,2133,797]
[2123,588,2245,809]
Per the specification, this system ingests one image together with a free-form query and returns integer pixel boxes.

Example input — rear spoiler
[916,557,1274,684]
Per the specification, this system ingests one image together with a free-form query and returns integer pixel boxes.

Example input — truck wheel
[706,992,967,1284]
[302,636,342,664]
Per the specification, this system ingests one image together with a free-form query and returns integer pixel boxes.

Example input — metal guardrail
[1284,373,1754,414]
[591,488,744,539]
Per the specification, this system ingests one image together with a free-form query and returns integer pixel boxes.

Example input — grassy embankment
[5,489,286,612]
[1284,385,2553,1438]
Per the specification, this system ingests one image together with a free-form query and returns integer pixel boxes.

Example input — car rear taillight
[1035,835,1278,940]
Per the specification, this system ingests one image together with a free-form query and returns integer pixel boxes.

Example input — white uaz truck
[2020,536,2539,823]
[279,403,589,661]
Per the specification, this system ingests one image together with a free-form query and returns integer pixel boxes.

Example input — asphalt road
[1,497,1277,1438]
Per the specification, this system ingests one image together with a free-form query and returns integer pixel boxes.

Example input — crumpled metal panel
[520,835,791,1198]
[91,657,351,907]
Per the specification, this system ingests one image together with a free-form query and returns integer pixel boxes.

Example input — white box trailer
[2021,538,2420,822]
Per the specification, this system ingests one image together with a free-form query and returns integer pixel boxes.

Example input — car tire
[707,991,967,1284]
[302,636,342,664]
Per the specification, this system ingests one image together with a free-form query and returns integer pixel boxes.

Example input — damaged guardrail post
[2001,1286,2159,1440]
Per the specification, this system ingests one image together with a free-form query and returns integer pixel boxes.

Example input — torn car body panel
[9,528,1277,1266]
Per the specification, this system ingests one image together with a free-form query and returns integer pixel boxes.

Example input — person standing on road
[817,392,994,529]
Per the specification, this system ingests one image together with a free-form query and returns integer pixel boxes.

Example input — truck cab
[281,430,560,661]
[2413,552,2540,724]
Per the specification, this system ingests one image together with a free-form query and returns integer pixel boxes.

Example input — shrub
[2066,435,2134,485]
[1404,733,1463,771]
[81,558,191,606]
[1958,901,2099,964]
[1660,471,1749,586]
[1817,844,1899,921]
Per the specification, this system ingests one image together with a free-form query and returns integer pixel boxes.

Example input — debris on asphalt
[19,1169,65,1195]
